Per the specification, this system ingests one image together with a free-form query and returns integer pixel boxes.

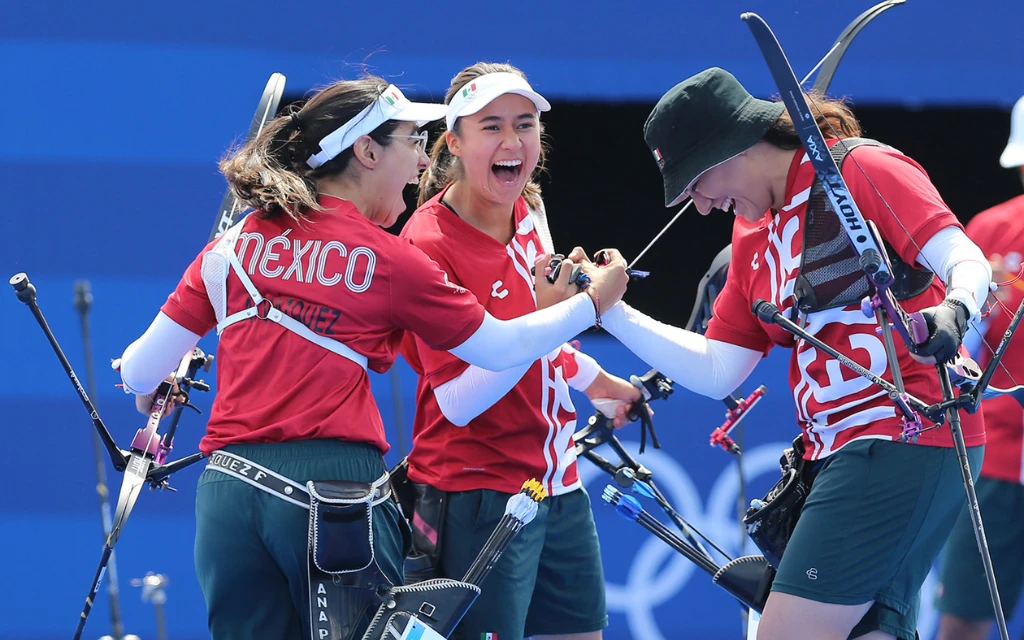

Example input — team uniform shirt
[161,195,485,455]
[966,194,1024,483]
[706,142,985,460]
[400,190,584,496]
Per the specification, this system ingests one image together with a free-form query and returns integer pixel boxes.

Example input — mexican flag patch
[462,82,479,99]
[480,634,497,640]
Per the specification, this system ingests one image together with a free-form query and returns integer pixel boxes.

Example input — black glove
[915,299,970,363]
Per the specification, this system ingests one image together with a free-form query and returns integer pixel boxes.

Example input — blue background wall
[3,1,1024,638]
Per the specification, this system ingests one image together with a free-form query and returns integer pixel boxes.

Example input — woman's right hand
[534,253,581,309]
[580,248,629,311]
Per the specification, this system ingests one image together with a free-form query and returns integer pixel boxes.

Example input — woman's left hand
[909,299,971,365]
[584,371,647,428]
[134,375,187,417]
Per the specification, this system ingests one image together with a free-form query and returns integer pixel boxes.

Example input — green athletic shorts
[771,438,983,640]
[440,486,607,640]
[194,440,409,640]
[936,475,1024,620]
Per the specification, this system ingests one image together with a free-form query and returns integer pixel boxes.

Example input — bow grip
[909,311,929,345]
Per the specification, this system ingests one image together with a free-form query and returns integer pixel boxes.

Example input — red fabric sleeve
[844,145,963,267]
[395,228,476,387]
[388,237,485,357]
[160,247,217,336]
[704,223,773,355]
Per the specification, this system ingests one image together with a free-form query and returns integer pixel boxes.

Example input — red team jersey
[966,194,1024,483]
[400,191,584,496]
[161,196,485,455]
[706,142,984,459]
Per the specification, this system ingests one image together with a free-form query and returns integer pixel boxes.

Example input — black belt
[205,449,391,509]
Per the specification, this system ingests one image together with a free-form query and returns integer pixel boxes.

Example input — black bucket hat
[644,67,785,207]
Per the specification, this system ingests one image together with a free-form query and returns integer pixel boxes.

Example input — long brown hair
[418,62,548,208]
[219,76,400,223]
[762,92,862,149]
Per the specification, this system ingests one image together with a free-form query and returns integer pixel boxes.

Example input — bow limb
[209,73,286,242]
[810,0,907,95]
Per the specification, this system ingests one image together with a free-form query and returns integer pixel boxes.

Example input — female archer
[400,62,639,640]
[596,67,991,640]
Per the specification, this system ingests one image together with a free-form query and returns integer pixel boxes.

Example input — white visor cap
[307,85,447,169]
[1000,94,1024,169]
[445,72,551,131]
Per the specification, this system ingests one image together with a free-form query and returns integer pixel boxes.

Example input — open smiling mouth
[492,159,523,185]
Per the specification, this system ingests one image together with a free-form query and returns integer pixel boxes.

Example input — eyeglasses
[388,131,429,150]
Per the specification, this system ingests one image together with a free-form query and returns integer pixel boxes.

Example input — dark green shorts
[937,475,1024,620]
[194,440,409,640]
[440,486,607,640]
[771,438,983,640]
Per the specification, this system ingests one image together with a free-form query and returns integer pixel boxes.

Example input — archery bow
[69,348,210,640]
[8,273,213,640]
[4,73,288,640]
[741,11,1013,639]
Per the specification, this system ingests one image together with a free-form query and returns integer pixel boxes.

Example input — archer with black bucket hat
[594,67,993,639]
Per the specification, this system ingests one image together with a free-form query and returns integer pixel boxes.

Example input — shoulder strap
[527,199,555,254]
[205,218,369,371]
[795,138,934,313]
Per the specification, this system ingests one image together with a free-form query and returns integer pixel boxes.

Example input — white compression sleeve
[917,226,992,321]
[563,345,602,391]
[119,311,202,395]
[433,342,600,427]
[449,293,596,371]
[433,363,531,427]
[600,302,763,399]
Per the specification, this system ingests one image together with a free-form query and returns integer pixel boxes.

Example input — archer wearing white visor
[435,69,551,204]
[400,63,635,640]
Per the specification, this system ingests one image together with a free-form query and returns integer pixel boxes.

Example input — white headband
[445,72,551,131]
[306,85,447,169]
